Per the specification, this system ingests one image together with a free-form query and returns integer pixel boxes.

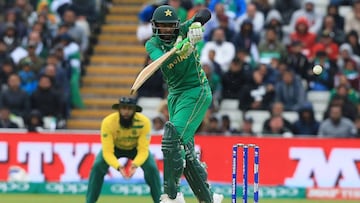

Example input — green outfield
[0,194,359,203]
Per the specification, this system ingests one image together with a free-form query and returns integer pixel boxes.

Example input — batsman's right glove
[188,22,203,45]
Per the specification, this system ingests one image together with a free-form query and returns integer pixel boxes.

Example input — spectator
[324,94,358,122]
[326,4,344,31]
[289,17,317,58]
[18,41,45,74]
[61,8,89,54]
[0,106,19,128]
[262,102,294,133]
[208,0,247,18]
[211,14,235,42]
[205,49,222,76]
[330,83,359,107]
[318,105,357,138]
[204,116,223,134]
[151,114,166,135]
[319,15,345,45]
[0,73,30,119]
[221,57,251,99]
[262,115,293,137]
[258,27,287,64]
[344,0,360,35]
[307,51,337,91]
[51,44,72,80]
[201,28,235,72]
[0,41,11,66]
[311,30,339,62]
[32,1,59,36]
[345,30,360,56]
[31,75,63,122]
[1,22,22,52]
[57,34,84,109]
[252,0,272,17]
[235,2,264,34]
[204,3,235,42]
[337,43,360,73]
[17,58,38,95]
[202,62,221,108]
[233,115,255,136]
[239,69,275,111]
[285,40,311,80]
[292,102,319,136]
[24,31,48,59]
[13,0,35,24]
[41,63,70,118]
[0,9,27,40]
[341,59,360,90]
[232,19,260,62]
[157,99,169,122]
[257,61,279,86]
[274,0,301,25]
[220,114,236,135]
[0,59,16,90]
[30,20,53,50]
[275,70,306,111]
[288,0,323,34]
[235,48,256,69]
[168,0,187,23]
[25,109,44,132]
[263,9,284,41]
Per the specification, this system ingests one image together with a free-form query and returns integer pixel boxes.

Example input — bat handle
[175,38,189,50]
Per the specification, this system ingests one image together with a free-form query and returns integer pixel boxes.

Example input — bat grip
[175,38,189,50]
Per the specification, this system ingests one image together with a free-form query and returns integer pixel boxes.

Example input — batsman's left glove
[175,36,193,57]
[188,22,203,45]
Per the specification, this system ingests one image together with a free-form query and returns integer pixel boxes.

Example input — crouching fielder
[145,5,223,203]
[86,97,162,203]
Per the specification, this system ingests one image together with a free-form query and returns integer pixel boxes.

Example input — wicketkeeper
[145,5,224,203]
[86,97,162,203]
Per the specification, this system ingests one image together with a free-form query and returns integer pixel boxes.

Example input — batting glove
[175,40,193,57]
[188,22,203,44]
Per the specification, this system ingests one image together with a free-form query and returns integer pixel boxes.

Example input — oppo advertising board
[0,133,359,199]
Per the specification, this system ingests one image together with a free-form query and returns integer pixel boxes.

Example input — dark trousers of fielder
[86,148,162,203]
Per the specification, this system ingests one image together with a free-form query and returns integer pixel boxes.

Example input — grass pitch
[0,194,359,203]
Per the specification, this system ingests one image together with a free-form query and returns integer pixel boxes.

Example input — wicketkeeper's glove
[188,22,203,45]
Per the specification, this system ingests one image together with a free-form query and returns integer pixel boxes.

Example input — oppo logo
[285,147,360,187]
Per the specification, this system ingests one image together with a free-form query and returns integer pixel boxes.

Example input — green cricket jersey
[145,19,209,94]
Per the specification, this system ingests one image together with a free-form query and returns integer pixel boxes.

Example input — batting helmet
[151,5,180,43]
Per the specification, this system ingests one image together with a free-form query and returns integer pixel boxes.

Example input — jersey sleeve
[100,118,121,170]
[145,40,164,61]
[132,116,152,166]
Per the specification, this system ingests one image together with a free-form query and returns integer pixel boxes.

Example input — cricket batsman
[86,97,162,203]
[145,5,224,203]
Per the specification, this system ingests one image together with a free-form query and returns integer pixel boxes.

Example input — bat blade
[130,48,177,95]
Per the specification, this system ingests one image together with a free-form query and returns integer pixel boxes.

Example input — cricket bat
[130,38,189,95]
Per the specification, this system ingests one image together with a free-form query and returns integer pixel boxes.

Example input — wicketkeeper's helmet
[151,5,180,43]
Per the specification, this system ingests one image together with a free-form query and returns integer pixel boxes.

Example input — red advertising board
[0,133,359,189]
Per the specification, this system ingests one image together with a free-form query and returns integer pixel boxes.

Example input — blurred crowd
[138,0,360,138]
[0,0,108,131]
